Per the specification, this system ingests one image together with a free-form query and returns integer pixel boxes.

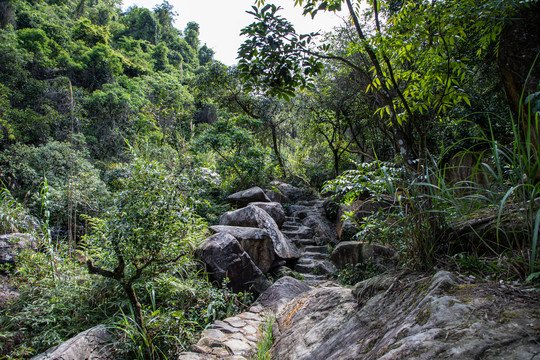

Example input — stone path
[178,307,269,360]
[179,197,337,359]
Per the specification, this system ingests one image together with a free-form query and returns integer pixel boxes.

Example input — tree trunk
[333,148,340,177]
[123,283,154,360]
[270,121,286,177]
[345,0,418,164]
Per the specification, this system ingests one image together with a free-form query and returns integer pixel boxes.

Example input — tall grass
[410,108,540,278]
[323,109,539,279]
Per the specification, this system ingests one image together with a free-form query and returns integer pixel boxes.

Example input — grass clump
[249,316,275,360]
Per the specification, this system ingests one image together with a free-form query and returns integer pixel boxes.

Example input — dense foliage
[0,0,539,358]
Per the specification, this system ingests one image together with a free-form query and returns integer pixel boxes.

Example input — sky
[121,0,346,66]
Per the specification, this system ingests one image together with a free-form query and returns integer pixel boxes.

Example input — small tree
[84,154,203,358]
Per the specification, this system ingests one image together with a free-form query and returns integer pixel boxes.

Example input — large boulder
[196,233,270,294]
[269,181,311,202]
[209,225,274,273]
[331,241,397,270]
[226,187,271,207]
[331,241,362,268]
[301,214,338,244]
[270,271,540,360]
[264,189,291,204]
[250,202,285,228]
[254,276,311,313]
[0,233,36,267]
[446,202,538,254]
[220,205,300,259]
[30,325,112,360]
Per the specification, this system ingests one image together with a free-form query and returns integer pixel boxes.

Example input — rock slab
[271,271,540,360]
[227,187,271,207]
[331,241,397,270]
[269,181,311,202]
[255,276,311,313]
[249,202,286,228]
[30,325,112,360]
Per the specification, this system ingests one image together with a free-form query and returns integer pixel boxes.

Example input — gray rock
[220,205,300,260]
[288,204,317,219]
[447,205,534,254]
[270,271,540,360]
[281,226,313,240]
[286,202,337,244]
[249,202,286,228]
[338,220,361,242]
[196,233,270,294]
[0,275,19,308]
[330,241,362,269]
[294,258,337,275]
[264,189,291,204]
[227,187,271,207]
[0,233,36,266]
[271,265,293,277]
[209,225,275,273]
[301,214,338,244]
[178,352,218,360]
[255,276,311,313]
[30,325,112,360]
[269,181,311,202]
[331,241,396,270]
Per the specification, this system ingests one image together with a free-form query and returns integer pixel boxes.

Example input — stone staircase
[179,196,338,359]
[280,199,337,286]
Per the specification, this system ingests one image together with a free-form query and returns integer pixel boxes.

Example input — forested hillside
[0,0,538,358]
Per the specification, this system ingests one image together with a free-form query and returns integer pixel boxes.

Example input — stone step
[303,245,328,254]
[281,223,301,231]
[301,273,328,281]
[294,238,317,246]
[282,226,314,239]
[295,259,337,275]
[300,274,330,286]
[301,252,328,260]
[297,199,325,207]
[294,262,317,274]
[285,216,298,222]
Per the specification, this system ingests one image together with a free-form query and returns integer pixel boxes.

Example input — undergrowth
[323,113,540,282]
[0,250,254,360]
[334,262,384,286]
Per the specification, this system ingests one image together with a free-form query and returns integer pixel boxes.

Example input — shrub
[0,141,110,237]
[84,153,206,359]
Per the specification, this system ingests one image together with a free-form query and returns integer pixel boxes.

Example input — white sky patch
[122,0,345,66]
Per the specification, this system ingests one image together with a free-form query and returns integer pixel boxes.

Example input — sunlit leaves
[237,4,323,100]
